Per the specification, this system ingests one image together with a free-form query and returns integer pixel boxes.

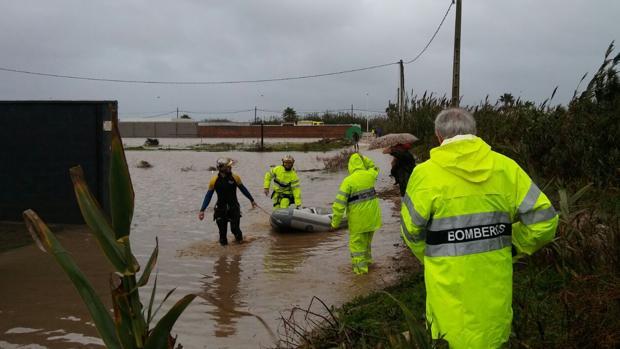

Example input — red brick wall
[198,125,352,138]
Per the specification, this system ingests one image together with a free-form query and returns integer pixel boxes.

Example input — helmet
[282,155,295,163]
[216,158,233,170]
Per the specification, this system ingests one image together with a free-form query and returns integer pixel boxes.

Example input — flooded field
[122,137,325,148]
[0,147,418,349]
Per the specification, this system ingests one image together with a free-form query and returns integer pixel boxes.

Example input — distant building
[297,120,324,126]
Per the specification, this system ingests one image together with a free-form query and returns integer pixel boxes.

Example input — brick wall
[198,125,352,138]
[119,121,352,139]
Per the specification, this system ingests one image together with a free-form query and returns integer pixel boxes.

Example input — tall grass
[377,42,620,187]
[279,43,619,348]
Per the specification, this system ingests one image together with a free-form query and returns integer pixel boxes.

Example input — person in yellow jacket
[401,108,558,348]
[330,153,382,275]
[263,155,302,209]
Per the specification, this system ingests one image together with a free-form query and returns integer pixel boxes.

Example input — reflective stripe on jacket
[331,153,382,233]
[400,136,558,348]
[264,165,302,206]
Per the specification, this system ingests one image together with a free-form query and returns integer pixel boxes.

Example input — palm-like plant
[282,107,297,123]
[23,119,195,349]
[499,93,515,109]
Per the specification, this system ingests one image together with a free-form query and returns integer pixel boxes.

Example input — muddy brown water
[0,147,418,349]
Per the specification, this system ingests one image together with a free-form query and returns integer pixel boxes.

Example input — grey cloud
[0,0,618,119]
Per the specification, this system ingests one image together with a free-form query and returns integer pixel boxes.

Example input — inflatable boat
[270,206,347,232]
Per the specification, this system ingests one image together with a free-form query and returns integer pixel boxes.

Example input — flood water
[0,145,418,349]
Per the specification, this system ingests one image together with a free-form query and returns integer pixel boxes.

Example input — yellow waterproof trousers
[349,231,375,274]
[272,192,294,209]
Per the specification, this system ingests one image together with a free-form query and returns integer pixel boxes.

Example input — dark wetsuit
[201,173,254,245]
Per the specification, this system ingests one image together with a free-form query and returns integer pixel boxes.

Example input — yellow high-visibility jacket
[401,136,558,348]
[331,153,381,233]
[264,165,302,207]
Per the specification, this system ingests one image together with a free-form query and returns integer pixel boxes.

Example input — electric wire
[0,1,453,85]
[121,107,385,118]
[405,0,454,64]
[179,109,254,114]
[141,111,177,118]
[0,62,399,85]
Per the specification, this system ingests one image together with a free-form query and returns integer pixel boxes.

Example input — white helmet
[282,155,295,163]
[216,158,233,170]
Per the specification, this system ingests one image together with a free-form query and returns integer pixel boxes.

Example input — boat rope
[254,203,272,217]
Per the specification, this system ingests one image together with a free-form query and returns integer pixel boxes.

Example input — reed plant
[287,43,619,348]
[23,120,195,349]
[377,42,619,187]
[511,183,619,348]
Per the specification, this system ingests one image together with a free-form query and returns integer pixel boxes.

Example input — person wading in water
[199,158,257,246]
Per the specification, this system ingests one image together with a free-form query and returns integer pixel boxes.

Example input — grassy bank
[125,138,353,152]
[284,187,618,348]
[279,45,619,348]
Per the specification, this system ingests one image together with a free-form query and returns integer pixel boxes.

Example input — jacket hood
[429,137,493,183]
[348,153,369,174]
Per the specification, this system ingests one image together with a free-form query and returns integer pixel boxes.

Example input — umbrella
[368,133,419,150]
[344,125,362,141]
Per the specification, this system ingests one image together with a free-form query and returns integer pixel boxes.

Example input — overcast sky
[1,0,618,121]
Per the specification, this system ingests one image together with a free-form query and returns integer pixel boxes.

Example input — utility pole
[254,106,257,124]
[396,88,400,114]
[176,107,179,119]
[260,120,264,151]
[451,0,462,107]
[399,59,405,122]
[351,104,354,117]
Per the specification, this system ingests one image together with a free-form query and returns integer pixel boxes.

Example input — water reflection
[0,149,408,349]
[200,253,246,337]
[263,230,340,274]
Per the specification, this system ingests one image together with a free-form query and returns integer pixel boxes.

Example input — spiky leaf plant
[23,119,195,348]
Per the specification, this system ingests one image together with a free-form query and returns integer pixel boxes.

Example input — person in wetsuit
[198,158,257,245]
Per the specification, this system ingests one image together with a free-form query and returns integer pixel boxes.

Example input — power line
[405,0,454,64]
[141,111,177,118]
[0,62,398,85]
[121,107,386,118]
[179,109,253,114]
[0,1,453,85]
[259,108,386,114]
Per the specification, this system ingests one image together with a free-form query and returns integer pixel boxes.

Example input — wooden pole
[396,87,400,116]
[399,59,405,122]
[260,120,264,151]
[451,0,462,107]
